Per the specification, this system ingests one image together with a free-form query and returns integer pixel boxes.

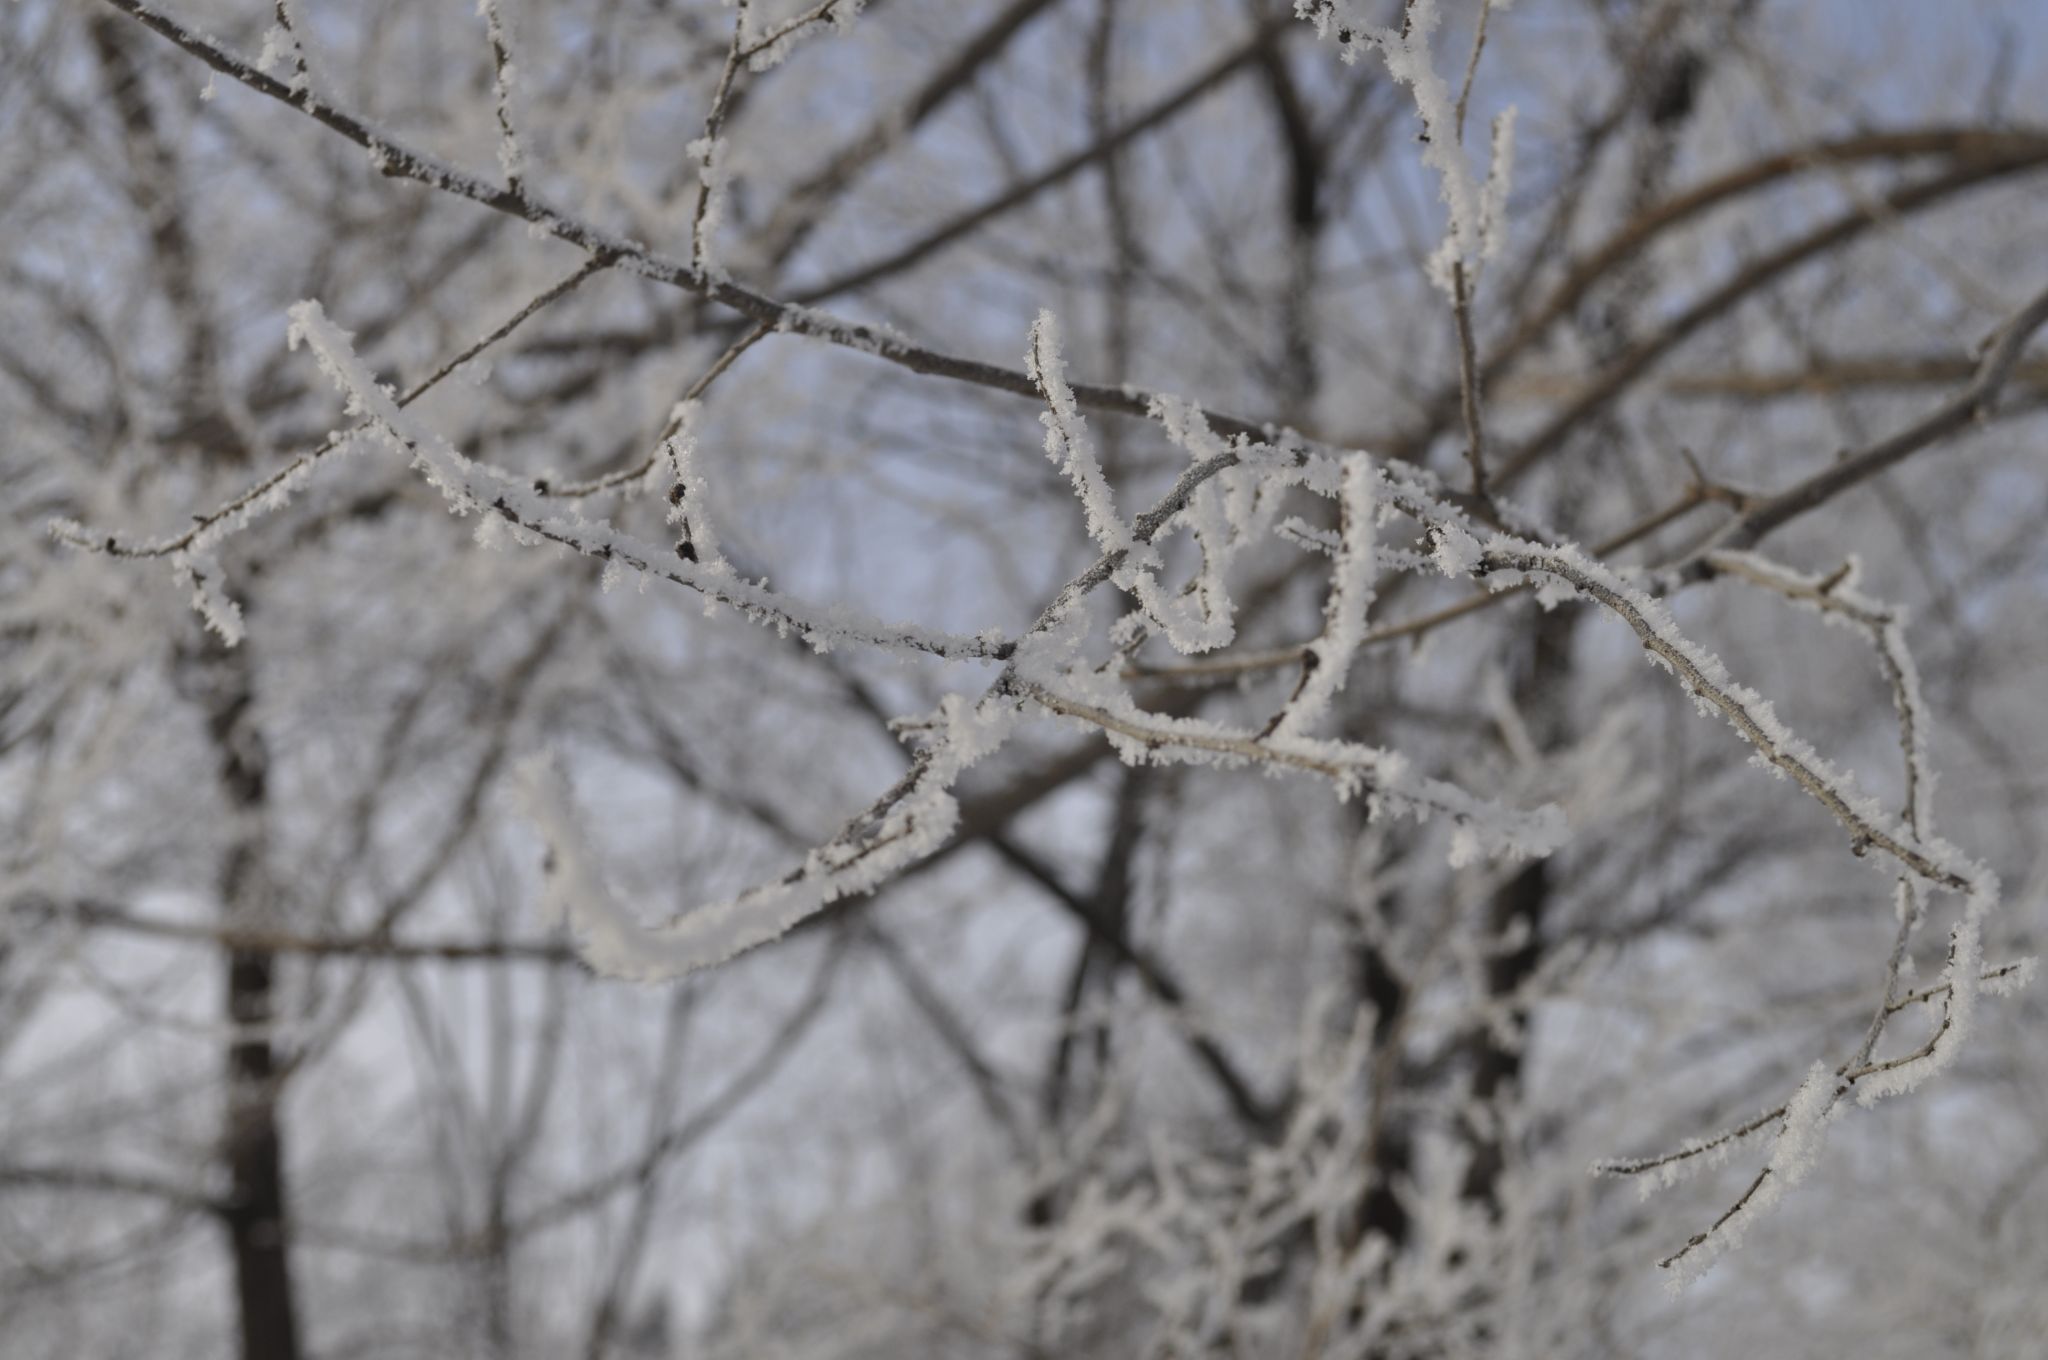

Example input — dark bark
[200,649,303,1360]
[1352,931,1415,1251]
[1457,611,1573,1215]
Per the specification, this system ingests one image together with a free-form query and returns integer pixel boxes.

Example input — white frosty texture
[1272,455,1379,739]
[49,408,377,646]
[1019,662,1566,867]
[657,400,732,575]
[1134,394,1285,654]
[286,299,1007,661]
[745,0,867,73]
[255,7,309,95]
[1296,0,1517,294]
[516,694,1015,980]
[1661,1062,1842,1292]
[1026,310,1137,557]
[1491,534,2024,1281]
[476,0,526,185]
[687,135,731,265]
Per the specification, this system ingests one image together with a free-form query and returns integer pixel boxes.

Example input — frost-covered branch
[50,257,606,573]
[1502,535,2027,1277]
[475,0,525,192]
[283,300,1010,663]
[1025,310,1138,558]
[1462,530,2008,1128]
[1295,0,1516,295]
[515,312,1574,981]
[85,0,1285,448]
[1019,680,1566,867]
[541,321,774,500]
[257,0,308,94]
[20,0,2047,1345]
[518,696,1012,980]
[690,0,864,268]
[1443,532,1987,897]
[1267,456,1378,739]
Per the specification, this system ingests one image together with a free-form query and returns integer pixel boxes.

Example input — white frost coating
[1296,0,1518,293]
[1980,955,2039,997]
[1457,527,1995,913]
[517,695,1015,980]
[286,300,1009,662]
[1123,571,1228,657]
[1274,517,1340,555]
[1849,908,1993,1109]
[657,401,731,576]
[745,0,867,72]
[1662,1062,1842,1291]
[172,548,245,645]
[1479,108,1518,265]
[1026,311,1136,556]
[50,349,380,645]
[1592,1108,1776,1196]
[1273,456,1378,740]
[1768,1063,1841,1187]
[1481,527,2013,1273]
[1178,482,1241,649]
[1023,669,1566,865]
[1707,550,1935,837]
[687,136,731,265]
[476,0,526,186]
[513,753,628,935]
[1099,394,1292,654]
[1429,522,1483,577]
[255,18,308,95]
[1146,393,1231,466]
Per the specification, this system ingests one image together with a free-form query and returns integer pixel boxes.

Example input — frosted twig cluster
[1583,548,2029,1280]
[38,0,2040,1306]
[1019,989,1539,1355]
[1295,0,1517,296]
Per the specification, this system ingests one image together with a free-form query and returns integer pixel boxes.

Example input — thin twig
[1451,261,1491,508]
[58,256,608,558]
[543,320,774,499]
[1453,0,1493,144]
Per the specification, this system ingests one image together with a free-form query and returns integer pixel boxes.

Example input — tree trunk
[204,648,303,1360]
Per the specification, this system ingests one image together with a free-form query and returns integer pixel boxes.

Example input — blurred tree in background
[4,0,2047,1356]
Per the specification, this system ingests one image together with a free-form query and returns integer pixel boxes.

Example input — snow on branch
[738,0,865,74]
[256,0,310,95]
[1453,527,2008,1091]
[1020,678,1567,866]
[48,258,607,628]
[1591,957,2034,1173]
[1130,397,1263,654]
[1026,310,1139,559]
[1430,529,1990,899]
[508,310,1577,977]
[1443,528,2029,1278]
[690,0,866,269]
[284,299,1011,663]
[517,694,1014,980]
[1651,1062,1843,1289]
[475,0,526,191]
[654,402,732,576]
[1295,0,1517,295]
[1706,552,1933,838]
[1269,455,1379,740]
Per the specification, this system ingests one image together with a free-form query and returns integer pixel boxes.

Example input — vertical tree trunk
[223,946,300,1360]
[205,650,303,1360]
[1459,612,1572,1214]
